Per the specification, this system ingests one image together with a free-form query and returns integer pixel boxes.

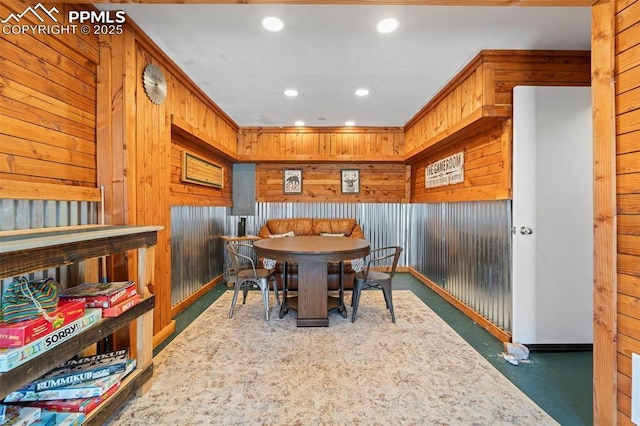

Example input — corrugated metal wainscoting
[0,199,99,290]
[170,206,227,306]
[410,201,513,333]
[173,201,513,332]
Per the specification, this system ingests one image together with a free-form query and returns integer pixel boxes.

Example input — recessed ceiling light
[376,18,399,34]
[294,120,305,126]
[262,16,284,32]
[355,88,369,97]
[345,121,355,126]
[284,89,298,97]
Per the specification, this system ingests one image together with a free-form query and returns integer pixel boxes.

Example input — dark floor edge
[527,343,593,351]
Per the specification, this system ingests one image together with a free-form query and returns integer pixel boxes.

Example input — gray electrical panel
[231,164,256,216]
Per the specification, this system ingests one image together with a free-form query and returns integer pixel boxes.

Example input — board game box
[39,411,84,426]
[30,410,54,426]
[15,349,129,393]
[101,294,141,318]
[0,301,85,349]
[0,405,40,426]
[6,359,137,403]
[59,281,137,309]
[0,309,102,372]
[25,380,119,414]
[7,372,122,402]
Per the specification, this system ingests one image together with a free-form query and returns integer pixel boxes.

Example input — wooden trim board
[409,267,512,343]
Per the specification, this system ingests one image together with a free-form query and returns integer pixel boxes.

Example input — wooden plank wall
[130,38,237,335]
[403,59,486,156]
[96,23,239,337]
[0,1,99,194]
[410,121,511,202]
[613,0,640,423]
[237,127,404,162]
[170,133,233,206]
[592,1,617,423]
[490,50,592,104]
[406,50,590,203]
[256,163,410,203]
[171,84,237,161]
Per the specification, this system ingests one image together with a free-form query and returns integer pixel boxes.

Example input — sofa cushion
[261,218,314,237]
[269,231,295,238]
[313,218,357,236]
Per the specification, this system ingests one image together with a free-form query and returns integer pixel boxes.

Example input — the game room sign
[425,151,464,188]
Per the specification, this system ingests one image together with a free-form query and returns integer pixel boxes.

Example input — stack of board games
[5,349,136,417]
[0,301,85,349]
[58,281,140,318]
[0,309,102,373]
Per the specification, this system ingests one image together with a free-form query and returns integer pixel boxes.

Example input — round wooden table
[253,236,370,326]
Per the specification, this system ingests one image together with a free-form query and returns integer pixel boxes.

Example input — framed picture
[283,169,302,194]
[182,152,223,188]
[341,169,360,194]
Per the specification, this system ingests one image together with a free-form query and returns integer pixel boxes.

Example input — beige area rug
[106,290,557,426]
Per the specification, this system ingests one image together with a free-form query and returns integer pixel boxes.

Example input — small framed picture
[283,169,303,194]
[341,169,360,194]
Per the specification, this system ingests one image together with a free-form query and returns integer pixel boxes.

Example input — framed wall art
[182,152,224,188]
[283,169,303,194]
[341,169,360,194]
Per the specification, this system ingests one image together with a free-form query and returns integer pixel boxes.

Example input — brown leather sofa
[257,218,365,290]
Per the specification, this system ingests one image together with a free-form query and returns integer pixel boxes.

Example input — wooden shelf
[0,225,161,422]
[0,225,162,277]
[0,296,155,398]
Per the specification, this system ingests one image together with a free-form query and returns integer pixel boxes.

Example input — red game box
[59,281,137,309]
[101,294,141,318]
[0,300,85,348]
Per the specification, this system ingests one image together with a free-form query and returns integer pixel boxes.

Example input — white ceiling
[98,4,591,128]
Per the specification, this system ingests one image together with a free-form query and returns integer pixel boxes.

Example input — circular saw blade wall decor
[143,63,167,105]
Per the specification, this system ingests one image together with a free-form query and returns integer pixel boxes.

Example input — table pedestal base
[279,262,348,327]
[254,236,369,327]
[281,297,329,326]
[297,262,327,326]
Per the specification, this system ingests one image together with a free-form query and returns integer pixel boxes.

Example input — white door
[512,86,593,345]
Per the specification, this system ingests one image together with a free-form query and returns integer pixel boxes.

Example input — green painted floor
[156,273,593,426]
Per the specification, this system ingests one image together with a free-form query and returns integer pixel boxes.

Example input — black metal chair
[226,242,277,321]
[351,246,403,323]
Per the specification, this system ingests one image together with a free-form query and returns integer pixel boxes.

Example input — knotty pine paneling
[97,22,240,338]
[404,64,484,155]
[593,2,618,423]
[0,0,99,190]
[170,80,237,155]
[615,1,640,423]
[238,127,404,162]
[405,50,589,204]
[410,121,511,203]
[491,51,591,105]
[256,163,409,203]
[170,134,233,207]
[405,51,590,155]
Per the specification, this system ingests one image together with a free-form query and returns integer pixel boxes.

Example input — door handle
[520,226,533,235]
